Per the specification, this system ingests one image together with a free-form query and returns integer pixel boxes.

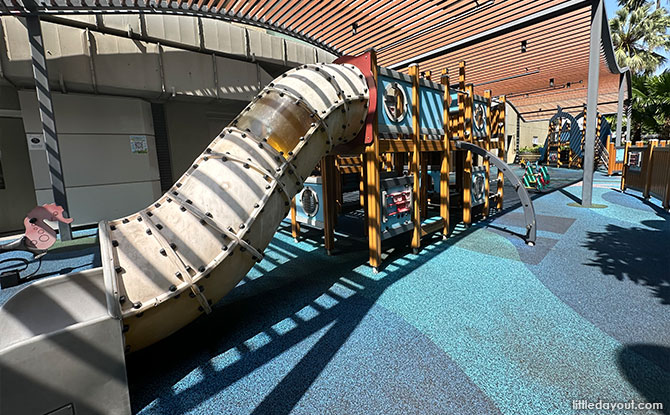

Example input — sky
[604,0,621,15]
[604,0,670,73]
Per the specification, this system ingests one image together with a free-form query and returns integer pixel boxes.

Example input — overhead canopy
[2,0,628,121]
[393,3,626,121]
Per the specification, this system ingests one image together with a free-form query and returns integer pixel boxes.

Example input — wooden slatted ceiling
[2,0,622,121]
[3,0,572,60]
[392,6,620,121]
[373,0,569,65]
[416,8,592,89]
[517,88,620,120]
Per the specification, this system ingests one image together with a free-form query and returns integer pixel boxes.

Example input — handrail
[455,140,537,245]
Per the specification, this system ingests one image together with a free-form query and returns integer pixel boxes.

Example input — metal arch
[6,3,341,56]
[600,1,629,76]
[454,140,537,245]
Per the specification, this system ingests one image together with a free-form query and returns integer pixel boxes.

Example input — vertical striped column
[26,15,72,240]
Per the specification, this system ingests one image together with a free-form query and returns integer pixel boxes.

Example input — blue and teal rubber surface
[1,169,668,414]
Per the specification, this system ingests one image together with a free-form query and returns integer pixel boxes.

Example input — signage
[130,135,148,154]
[548,151,558,164]
[26,133,45,151]
[628,150,643,172]
[471,167,487,206]
[615,148,626,164]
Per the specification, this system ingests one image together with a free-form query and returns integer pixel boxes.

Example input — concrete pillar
[615,73,625,145]
[581,0,603,208]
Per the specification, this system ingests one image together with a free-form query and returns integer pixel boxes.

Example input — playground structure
[522,162,551,191]
[0,204,73,289]
[541,107,612,170]
[621,139,670,210]
[0,51,537,414]
[289,57,536,270]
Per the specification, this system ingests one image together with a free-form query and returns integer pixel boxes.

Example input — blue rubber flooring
[125,169,669,415]
[2,169,669,414]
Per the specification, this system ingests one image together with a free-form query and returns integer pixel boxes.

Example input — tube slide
[101,63,369,352]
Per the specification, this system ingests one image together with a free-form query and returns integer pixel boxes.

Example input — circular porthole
[383,82,407,123]
[473,102,486,136]
[300,187,319,217]
[471,173,485,205]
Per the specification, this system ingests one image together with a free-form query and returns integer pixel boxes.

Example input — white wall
[504,102,518,163]
[505,102,550,163]
[0,16,330,101]
[520,120,549,149]
[164,100,246,180]
[18,91,161,226]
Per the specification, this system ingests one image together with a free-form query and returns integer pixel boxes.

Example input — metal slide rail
[455,140,537,245]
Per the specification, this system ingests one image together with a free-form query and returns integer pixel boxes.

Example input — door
[0,117,37,234]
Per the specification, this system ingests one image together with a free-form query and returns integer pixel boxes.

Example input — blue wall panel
[378,73,456,135]
[420,88,444,131]
[472,98,488,139]
[449,91,459,114]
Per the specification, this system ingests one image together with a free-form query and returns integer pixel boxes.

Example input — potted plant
[518,146,542,163]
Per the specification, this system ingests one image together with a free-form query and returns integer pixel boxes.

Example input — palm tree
[610,2,670,75]
[627,71,670,139]
[630,74,655,139]
[644,71,670,135]
[618,0,664,10]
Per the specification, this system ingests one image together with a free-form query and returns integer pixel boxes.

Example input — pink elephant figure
[23,204,74,251]
[0,204,73,257]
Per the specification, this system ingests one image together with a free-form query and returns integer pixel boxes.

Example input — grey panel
[378,66,413,83]
[151,103,173,192]
[0,269,131,415]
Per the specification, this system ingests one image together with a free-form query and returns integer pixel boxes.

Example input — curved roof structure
[1,0,628,120]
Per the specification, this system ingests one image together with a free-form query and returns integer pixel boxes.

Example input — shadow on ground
[617,344,670,415]
[125,225,466,414]
[582,217,670,305]
[125,169,591,414]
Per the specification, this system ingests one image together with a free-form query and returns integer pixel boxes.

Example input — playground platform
[1,168,668,415]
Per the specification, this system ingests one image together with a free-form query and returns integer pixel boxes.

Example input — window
[382,82,408,123]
